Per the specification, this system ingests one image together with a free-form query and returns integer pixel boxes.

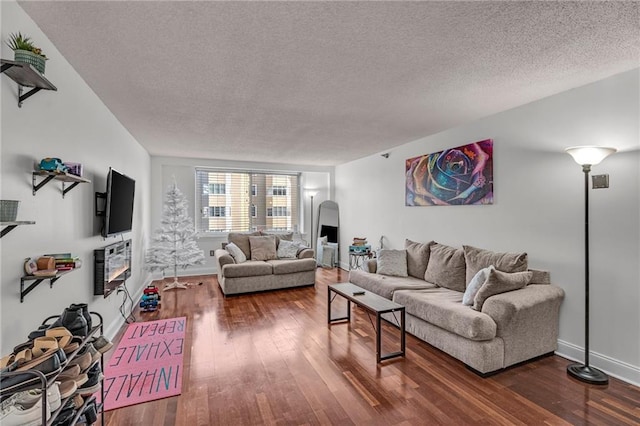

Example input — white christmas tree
[146,182,205,290]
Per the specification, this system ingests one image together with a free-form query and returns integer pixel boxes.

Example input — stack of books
[352,237,368,246]
[46,253,82,271]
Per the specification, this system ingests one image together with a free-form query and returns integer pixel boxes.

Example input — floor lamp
[565,145,616,385]
[307,190,317,249]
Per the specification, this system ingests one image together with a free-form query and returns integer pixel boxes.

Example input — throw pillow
[462,265,494,306]
[377,249,408,277]
[472,269,533,311]
[277,240,300,259]
[404,239,434,279]
[228,231,261,259]
[261,231,293,248]
[463,245,528,285]
[249,235,277,261]
[225,242,247,264]
[424,243,466,292]
[528,269,551,285]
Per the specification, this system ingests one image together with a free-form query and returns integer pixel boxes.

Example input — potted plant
[6,32,47,74]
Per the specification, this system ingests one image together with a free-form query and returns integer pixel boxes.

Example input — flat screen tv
[103,168,135,238]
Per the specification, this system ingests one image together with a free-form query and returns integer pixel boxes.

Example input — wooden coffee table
[327,282,405,363]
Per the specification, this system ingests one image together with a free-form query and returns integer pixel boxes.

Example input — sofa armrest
[214,248,235,275]
[482,284,565,366]
[364,259,377,273]
[297,248,315,259]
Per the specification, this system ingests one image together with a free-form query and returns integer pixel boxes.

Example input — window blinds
[195,169,300,234]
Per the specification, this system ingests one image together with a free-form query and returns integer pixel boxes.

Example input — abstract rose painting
[406,139,493,206]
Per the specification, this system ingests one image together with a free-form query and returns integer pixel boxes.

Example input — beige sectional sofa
[349,240,565,375]
[215,231,316,295]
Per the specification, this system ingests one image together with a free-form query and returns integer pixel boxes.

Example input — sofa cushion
[277,240,300,259]
[249,235,278,261]
[222,260,273,278]
[262,231,293,247]
[393,288,497,341]
[268,258,317,274]
[473,269,533,311]
[423,243,466,292]
[228,231,261,259]
[349,269,434,300]
[462,265,494,306]
[225,242,247,264]
[377,249,408,277]
[405,239,434,279]
[463,245,528,285]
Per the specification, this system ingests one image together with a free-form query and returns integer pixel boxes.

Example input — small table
[328,282,405,363]
[348,251,374,270]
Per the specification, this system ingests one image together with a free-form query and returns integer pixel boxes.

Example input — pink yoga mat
[102,317,186,411]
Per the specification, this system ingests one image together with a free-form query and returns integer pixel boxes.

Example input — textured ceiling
[18,1,640,166]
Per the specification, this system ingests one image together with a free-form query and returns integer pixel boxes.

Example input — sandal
[31,336,60,358]
[45,327,73,350]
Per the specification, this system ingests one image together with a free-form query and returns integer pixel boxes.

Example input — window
[270,186,287,196]
[203,183,226,195]
[210,206,227,217]
[196,169,300,233]
[267,206,289,217]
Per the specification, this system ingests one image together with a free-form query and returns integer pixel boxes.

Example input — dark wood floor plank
[102,269,640,425]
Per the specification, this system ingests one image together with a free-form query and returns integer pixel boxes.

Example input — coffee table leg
[327,287,332,324]
[401,308,406,356]
[376,312,382,363]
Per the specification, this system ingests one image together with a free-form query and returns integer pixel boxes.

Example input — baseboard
[103,275,154,341]
[556,339,640,387]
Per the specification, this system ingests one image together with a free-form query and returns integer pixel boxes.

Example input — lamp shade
[565,146,617,166]
[306,190,318,198]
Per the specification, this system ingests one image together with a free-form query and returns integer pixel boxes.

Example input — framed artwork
[406,139,493,206]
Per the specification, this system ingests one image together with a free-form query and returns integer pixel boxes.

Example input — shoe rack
[0,311,105,425]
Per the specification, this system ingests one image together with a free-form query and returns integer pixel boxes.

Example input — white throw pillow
[377,249,408,277]
[225,242,247,264]
[277,240,300,259]
[462,265,494,306]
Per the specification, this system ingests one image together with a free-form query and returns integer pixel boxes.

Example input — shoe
[0,394,51,426]
[66,351,91,372]
[14,380,62,411]
[48,307,88,337]
[90,335,113,354]
[69,303,92,332]
[77,364,102,396]
[57,380,78,399]
[71,394,84,409]
[62,336,82,355]
[77,343,101,365]
[0,349,65,393]
[81,398,97,424]
[50,401,75,426]
[57,367,88,387]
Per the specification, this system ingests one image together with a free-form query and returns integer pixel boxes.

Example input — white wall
[150,156,332,275]
[335,69,640,385]
[0,1,152,350]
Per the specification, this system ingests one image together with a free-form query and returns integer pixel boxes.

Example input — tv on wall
[102,168,135,238]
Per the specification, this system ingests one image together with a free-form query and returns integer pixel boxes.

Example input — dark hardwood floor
[103,268,640,425]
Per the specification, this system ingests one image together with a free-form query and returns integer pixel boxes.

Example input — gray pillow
[462,265,494,306]
[225,242,247,264]
[228,231,261,259]
[249,235,277,261]
[277,240,300,259]
[472,269,533,311]
[529,269,551,284]
[424,243,466,292]
[377,249,408,277]
[463,245,528,285]
[404,239,434,279]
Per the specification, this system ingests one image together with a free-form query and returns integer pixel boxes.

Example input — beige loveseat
[215,231,316,296]
[349,240,565,375]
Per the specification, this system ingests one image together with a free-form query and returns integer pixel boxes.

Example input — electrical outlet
[592,174,610,189]
[210,250,215,256]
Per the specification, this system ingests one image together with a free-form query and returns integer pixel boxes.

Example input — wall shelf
[0,221,35,238]
[1,59,57,107]
[33,171,91,198]
[20,267,80,302]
